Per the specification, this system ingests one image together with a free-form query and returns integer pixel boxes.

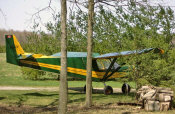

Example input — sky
[0,0,175,32]
[0,0,61,32]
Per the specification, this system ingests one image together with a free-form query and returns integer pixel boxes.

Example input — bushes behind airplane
[21,67,45,80]
[21,67,86,81]
[0,45,5,53]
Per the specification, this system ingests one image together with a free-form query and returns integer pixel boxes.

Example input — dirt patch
[0,103,174,114]
[0,86,59,91]
[0,103,142,114]
[67,103,143,114]
[0,86,136,93]
[0,104,57,114]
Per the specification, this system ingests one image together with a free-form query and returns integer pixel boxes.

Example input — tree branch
[27,0,56,29]
[0,8,9,29]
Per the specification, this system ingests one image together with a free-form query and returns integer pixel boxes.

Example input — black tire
[104,86,113,95]
[84,85,86,92]
[121,83,131,94]
[84,85,93,93]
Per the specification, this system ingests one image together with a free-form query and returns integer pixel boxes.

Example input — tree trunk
[86,0,94,107]
[58,0,67,114]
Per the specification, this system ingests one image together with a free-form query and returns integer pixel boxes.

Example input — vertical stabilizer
[5,35,24,65]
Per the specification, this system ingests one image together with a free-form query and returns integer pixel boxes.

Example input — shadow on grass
[43,92,135,114]
[0,89,136,113]
[69,87,136,94]
[18,88,136,112]
[36,98,59,109]
[68,93,85,103]
[23,92,58,97]
[32,78,59,81]
[122,112,132,114]
[68,92,135,104]
[115,92,135,97]
[0,97,5,100]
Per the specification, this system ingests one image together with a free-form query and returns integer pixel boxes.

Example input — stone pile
[137,85,174,111]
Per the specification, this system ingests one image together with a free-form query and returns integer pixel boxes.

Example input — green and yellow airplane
[5,35,164,94]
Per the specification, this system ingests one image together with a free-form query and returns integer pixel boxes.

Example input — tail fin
[5,35,24,65]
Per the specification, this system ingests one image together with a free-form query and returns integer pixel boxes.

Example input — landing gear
[122,83,131,94]
[104,86,113,95]
[84,85,86,92]
[83,85,93,93]
[103,82,113,95]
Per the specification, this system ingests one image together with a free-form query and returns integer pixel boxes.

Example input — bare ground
[0,86,136,93]
[0,86,59,91]
[0,102,173,114]
[0,103,143,114]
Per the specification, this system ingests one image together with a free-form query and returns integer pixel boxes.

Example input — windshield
[96,59,119,70]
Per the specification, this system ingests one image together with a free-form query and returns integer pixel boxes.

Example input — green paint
[5,35,19,65]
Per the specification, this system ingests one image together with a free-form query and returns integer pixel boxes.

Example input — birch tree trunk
[58,0,67,113]
[86,0,94,107]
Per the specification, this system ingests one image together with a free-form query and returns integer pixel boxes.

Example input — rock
[156,87,172,91]
[160,102,170,111]
[157,90,174,94]
[136,85,174,111]
[156,93,172,102]
[142,90,156,100]
[144,100,160,111]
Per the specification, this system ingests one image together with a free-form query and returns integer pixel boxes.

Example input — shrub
[0,45,5,53]
[21,67,46,80]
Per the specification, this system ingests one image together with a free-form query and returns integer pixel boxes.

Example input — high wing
[94,48,164,59]
[94,48,164,81]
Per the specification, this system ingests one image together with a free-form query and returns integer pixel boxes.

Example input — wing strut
[103,66,121,81]
[102,58,117,81]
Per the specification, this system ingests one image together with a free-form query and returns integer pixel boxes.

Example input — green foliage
[0,45,5,53]
[21,67,46,80]
[96,3,175,88]
[120,3,175,87]
[67,10,87,52]
[21,67,59,80]
[23,32,61,55]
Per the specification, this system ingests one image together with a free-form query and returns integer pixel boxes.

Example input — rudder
[5,35,24,65]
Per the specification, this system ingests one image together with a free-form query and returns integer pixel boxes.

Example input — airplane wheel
[84,85,86,92]
[104,86,113,95]
[122,83,131,94]
[83,85,93,93]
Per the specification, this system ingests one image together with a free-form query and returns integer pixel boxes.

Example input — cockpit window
[96,59,119,70]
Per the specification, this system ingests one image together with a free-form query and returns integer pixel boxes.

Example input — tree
[86,0,94,107]
[59,0,68,113]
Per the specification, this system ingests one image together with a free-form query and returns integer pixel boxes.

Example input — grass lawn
[0,90,136,107]
[0,90,174,114]
[0,76,135,88]
[0,89,137,113]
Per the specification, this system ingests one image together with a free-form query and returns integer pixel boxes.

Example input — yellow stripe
[13,35,25,55]
[20,60,61,70]
[20,60,125,79]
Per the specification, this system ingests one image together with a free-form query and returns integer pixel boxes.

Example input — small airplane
[5,35,164,95]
